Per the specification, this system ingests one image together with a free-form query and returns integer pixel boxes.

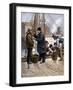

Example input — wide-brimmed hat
[27,29,31,32]
[37,27,41,31]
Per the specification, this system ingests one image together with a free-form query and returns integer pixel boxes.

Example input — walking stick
[28,63,29,69]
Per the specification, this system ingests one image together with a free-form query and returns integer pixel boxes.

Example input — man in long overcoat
[34,27,46,63]
[26,29,34,66]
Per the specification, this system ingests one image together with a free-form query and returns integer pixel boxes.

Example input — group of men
[26,27,45,64]
[25,27,63,67]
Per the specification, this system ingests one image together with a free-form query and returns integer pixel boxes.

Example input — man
[34,27,46,63]
[53,39,63,61]
[26,29,34,68]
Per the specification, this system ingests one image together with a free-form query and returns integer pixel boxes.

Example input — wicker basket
[31,54,39,63]
[52,51,57,61]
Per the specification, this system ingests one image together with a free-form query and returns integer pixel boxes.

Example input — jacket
[26,33,34,48]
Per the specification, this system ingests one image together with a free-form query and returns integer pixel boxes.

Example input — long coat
[34,32,45,54]
[26,33,34,49]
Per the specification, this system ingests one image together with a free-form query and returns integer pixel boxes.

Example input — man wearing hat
[26,29,34,68]
[34,27,46,63]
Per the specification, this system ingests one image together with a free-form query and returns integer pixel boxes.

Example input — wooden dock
[21,58,64,77]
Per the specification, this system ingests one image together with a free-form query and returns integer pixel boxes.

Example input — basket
[31,54,39,63]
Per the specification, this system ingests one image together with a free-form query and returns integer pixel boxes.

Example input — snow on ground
[21,58,64,77]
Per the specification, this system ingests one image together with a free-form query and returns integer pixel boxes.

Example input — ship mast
[33,13,45,36]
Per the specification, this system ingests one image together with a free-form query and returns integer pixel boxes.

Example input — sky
[21,12,64,33]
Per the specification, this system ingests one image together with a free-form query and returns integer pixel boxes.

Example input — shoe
[40,61,45,64]
[28,62,32,64]
[38,59,41,61]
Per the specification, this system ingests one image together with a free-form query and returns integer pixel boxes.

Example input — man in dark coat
[26,29,34,67]
[34,27,46,63]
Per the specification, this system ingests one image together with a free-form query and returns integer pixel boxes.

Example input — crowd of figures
[25,27,64,69]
